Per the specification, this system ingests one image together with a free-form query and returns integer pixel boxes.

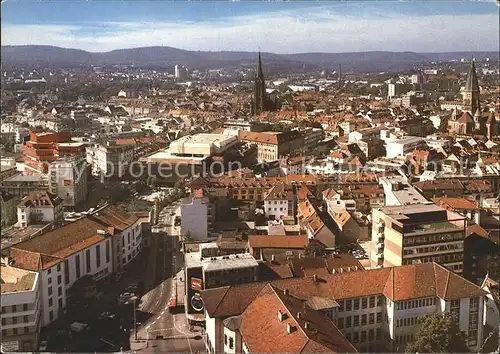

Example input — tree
[304,242,326,257]
[405,313,469,353]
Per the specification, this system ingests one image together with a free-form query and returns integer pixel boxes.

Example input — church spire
[464,59,479,92]
[257,50,264,79]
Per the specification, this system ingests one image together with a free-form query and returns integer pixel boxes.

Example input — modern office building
[371,204,467,274]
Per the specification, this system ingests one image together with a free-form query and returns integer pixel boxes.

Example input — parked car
[99,311,116,320]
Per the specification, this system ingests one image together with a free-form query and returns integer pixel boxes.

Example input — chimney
[304,322,310,330]
[278,311,288,322]
[271,254,276,262]
[299,253,302,259]
[283,288,289,296]
[297,312,301,319]
[286,323,296,334]
[313,274,318,282]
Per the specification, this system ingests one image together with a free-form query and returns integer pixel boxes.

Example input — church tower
[462,60,481,125]
[252,51,267,115]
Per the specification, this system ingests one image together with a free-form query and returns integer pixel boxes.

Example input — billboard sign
[191,277,202,291]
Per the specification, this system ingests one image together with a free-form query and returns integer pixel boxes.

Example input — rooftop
[202,262,486,319]
[185,252,259,272]
[1,265,38,294]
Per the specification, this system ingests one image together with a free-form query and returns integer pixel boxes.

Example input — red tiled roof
[239,284,358,354]
[202,263,486,318]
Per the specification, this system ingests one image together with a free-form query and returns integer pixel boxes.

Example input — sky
[1,1,499,53]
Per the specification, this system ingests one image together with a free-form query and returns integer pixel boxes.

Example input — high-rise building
[371,203,467,274]
[48,156,88,208]
[174,65,189,80]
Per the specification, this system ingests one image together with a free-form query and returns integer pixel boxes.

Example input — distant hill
[1,45,498,73]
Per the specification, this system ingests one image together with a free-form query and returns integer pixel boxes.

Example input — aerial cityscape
[1,1,499,353]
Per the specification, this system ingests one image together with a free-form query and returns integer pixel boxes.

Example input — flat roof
[379,203,445,218]
[4,173,45,182]
[185,252,258,271]
[202,253,259,272]
[1,265,38,294]
[172,133,237,145]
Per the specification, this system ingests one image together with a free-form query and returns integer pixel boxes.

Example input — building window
[49,298,53,307]
[470,297,479,312]
[361,330,367,342]
[49,311,53,321]
[353,332,359,343]
[353,299,360,310]
[57,264,61,272]
[64,260,69,285]
[345,316,352,328]
[369,313,374,325]
[224,334,227,345]
[1,318,5,326]
[354,315,359,327]
[48,286,52,296]
[369,296,375,308]
[12,317,17,324]
[86,249,91,273]
[337,317,344,329]
[346,300,352,311]
[12,305,16,312]
[57,275,62,285]
[76,254,81,278]
[106,240,110,263]
[23,315,28,323]
[229,337,234,349]
[48,277,52,285]
[58,287,62,297]
[58,298,63,308]
[361,314,367,326]
[450,299,460,320]
[23,304,28,311]
[96,244,101,268]
[362,298,367,309]
[376,312,381,323]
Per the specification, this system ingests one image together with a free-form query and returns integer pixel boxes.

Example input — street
[131,201,207,353]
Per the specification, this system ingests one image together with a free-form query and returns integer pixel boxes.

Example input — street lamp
[125,295,139,341]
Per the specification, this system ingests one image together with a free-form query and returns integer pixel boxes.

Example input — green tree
[304,242,326,257]
[405,313,469,353]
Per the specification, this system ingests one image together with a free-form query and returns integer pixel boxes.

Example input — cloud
[1,8,498,53]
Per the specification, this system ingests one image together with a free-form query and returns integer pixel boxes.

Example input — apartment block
[48,156,88,207]
[184,244,259,320]
[181,189,214,241]
[17,191,64,228]
[202,262,486,353]
[86,142,134,178]
[1,264,41,352]
[239,130,303,162]
[371,204,467,274]
[2,205,142,326]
